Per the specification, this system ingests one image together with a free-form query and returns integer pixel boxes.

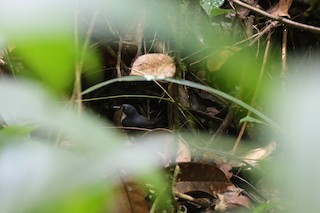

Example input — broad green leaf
[82,76,281,132]
[15,36,75,95]
[200,0,226,16]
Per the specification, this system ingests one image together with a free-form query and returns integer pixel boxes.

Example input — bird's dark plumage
[119,104,156,129]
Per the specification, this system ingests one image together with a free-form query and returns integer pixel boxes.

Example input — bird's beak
[112,105,121,109]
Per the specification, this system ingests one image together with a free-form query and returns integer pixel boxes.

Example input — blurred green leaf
[253,202,278,213]
[0,125,38,140]
[0,78,173,213]
[32,183,110,213]
[15,36,75,94]
[82,48,104,86]
[210,8,233,16]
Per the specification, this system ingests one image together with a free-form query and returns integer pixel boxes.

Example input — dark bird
[113,104,156,129]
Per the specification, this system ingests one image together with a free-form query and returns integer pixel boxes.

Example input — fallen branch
[230,0,320,34]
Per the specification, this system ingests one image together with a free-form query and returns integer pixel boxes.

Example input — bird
[113,104,156,129]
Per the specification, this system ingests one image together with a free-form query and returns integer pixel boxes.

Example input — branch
[230,0,320,34]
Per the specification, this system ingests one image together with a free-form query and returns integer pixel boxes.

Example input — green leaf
[253,202,278,213]
[0,125,38,138]
[0,78,172,213]
[200,0,226,16]
[210,8,233,16]
[15,35,75,95]
[240,115,265,125]
[81,76,282,132]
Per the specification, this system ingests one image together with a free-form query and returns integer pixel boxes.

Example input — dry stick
[116,37,123,77]
[230,0,320,34]
[281,27,288,90]
[104,43,128,71]
[174,191,209,208]
[249,21,278,46]
[72,5,81,113]
[106,20,129,75]
[209,103,236,143]
[231,33,271,154]
[152,80,190,129]
[72,8,98,112]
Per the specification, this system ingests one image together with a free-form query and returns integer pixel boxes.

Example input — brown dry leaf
[234,0,258,18]
[241,141,276,164]
[231,141,277,167]
[207,46,241,72]
[267,0,293,17]
[215,185,253,211]
[219,163,233,180]
[131,53,176,77]
[175,137,192,163]
[174,162,234,196]
[112,177,149,213]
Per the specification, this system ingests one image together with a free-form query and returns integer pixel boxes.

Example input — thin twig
[116,37,123,77]
[153,80,175,102]
[72,8,98,113]
[72,3,81,113]
[104,43,128,71]
[232,32,271,154]
[249,21,278,46]
[281,27,288,90]
[230,0,320,34]
[80,94,172,103]
[210,103,236,143]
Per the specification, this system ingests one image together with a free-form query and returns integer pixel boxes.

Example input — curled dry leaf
[215,185,253,211]
[131,53,176,77]
[267,0,293,17]
[231,141,277,167]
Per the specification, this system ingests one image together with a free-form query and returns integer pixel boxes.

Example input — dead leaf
[234,0,258,19]
[173,162,234,196]
[267,0,293,17]
[231,141,277,167]
[219,163,233,180]
[175,137,192,163]
[215,185,253,211]
[131,53,176,77]
[241,141,276,164]
[112,177,149,213]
